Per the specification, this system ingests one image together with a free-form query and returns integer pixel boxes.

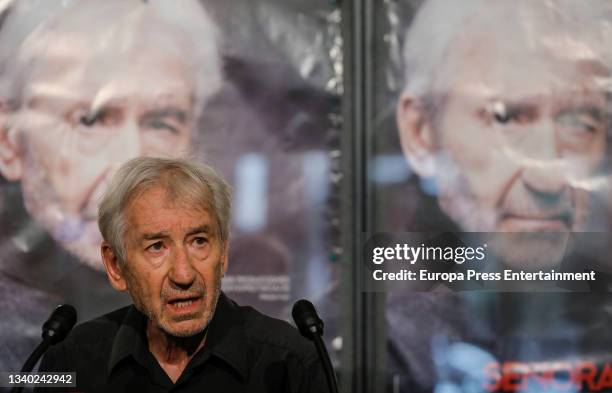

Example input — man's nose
[168,247,197,288]
[522,160,568,199]
[519,121,568,195]
[114,120,143,162]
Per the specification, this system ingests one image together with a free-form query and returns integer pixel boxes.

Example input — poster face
[372,0,612,392]
[0,0,341,371]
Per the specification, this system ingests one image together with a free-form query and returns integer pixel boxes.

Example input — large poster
[372,1,612,392]
[0,0,342,372]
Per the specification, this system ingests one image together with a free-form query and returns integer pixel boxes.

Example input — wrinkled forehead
[22,3,193,74]
[127,177,218,225]
[440,1,612,99]
[122,185,218,245]
[7,2,210,104]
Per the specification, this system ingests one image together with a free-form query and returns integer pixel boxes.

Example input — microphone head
[292,299,324,340]
[42,304,77,344]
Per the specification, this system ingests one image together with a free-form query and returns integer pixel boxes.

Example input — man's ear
[101,242,128,292]
[221,240,229,276]
[0,102,23,181]
[396,92,437,178]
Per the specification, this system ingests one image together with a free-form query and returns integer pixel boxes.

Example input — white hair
[0,0,222,114]
[402,0,612,99]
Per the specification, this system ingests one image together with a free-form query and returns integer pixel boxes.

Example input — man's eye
[147,242,164,252]
[79,113,98,126]
[500,111,531,124]
[193,237,208,247]
[485,101,537,126]
[70,107,121,129]
[144,118,179,134]
[556,110,601,134]
[68,108,97,127]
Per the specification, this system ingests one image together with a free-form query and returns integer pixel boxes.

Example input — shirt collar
[197,292,249,380]
[107,292,249,381]
[108,305,149,373]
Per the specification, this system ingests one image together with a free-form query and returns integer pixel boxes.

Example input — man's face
[120,186,227,337]
[10,29,196,269]
[400,19,609,269]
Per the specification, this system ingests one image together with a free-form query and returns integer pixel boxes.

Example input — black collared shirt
[37,293,326,393]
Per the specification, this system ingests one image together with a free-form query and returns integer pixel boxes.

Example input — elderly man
[38,157,325,392]
[387,0,612,392]
[0,0,222,371]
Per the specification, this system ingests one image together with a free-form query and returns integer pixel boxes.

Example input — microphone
[42,304,77,344]
[10,305,77,393]
[292,299,338,393]
[292,299,324,338]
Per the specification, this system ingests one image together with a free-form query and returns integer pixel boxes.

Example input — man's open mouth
[167,296,203,311]
[500,212,572,231]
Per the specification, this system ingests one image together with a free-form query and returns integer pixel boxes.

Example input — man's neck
[146,322,207,383]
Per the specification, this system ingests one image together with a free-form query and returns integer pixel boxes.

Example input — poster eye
[80,114,97,126]
[493,110,510,124]
[491,102,510,124]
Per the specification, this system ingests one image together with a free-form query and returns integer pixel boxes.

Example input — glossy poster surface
[0,0,342,371]
[372,1,612,392]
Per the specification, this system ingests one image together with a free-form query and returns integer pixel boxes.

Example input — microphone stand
[10,336,53,393]
[292,300,339,393]
[10,305,77,393]
[312,332,339,393]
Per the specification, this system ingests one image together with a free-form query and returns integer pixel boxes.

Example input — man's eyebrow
[561,106,604,120]
[495,95,540,107]
[142,108,187,124]
[503,101,539,114]
[186,225,214,237]
[140,225,213,241]
[26,94,85,110]
[142,231,168,241]
[27,94,125,117]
